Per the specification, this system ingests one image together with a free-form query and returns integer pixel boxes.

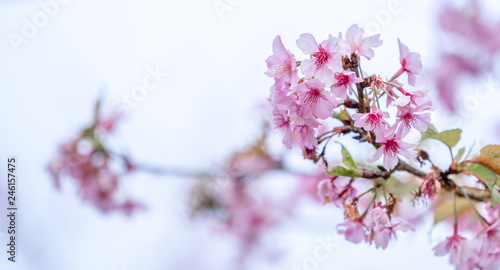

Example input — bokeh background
[1,0,500,269]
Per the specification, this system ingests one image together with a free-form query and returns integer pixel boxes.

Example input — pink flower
[439,2,500,55]
[364,206,390,229]
[371,221,413,249]
[352,106,390,134]
[49,138,143,215]
[395,105,431,137]
[434,53,482,112]
[472,220,500,269]
[339,24,382,59]
[367,128,415,170]
[392,88,432,110]
[419,174,441,200]
[218,178,277,253]
[293,125,317,149]
[398,39,423,86]
[317,176,355,207]
[433,234,472,265]
[331,71,363,100]
[265,36,299,91]
[296,34,342,85]
[338,220,365,244]
[364,206,413,249]
[272,107,293,149]
[295,79,339,120]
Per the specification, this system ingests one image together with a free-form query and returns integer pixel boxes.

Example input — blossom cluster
[48,105,142,215]
[433,203,500,269]
[266,24,432,171]
[264,24,500,270]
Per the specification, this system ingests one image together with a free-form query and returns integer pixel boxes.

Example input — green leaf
[421,128,462,150]
[335,142,356,169]
[420,123,438,141]
[468,163,498,190]
[432,129,462,149]
[434,197,471,224]
[329,166,362,177]
[332,109,349,121]
[491,189,500,207]
[455,147,465,162]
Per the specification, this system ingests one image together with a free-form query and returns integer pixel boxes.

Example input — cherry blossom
[433,233,472,265]
[295,78,339,120]
[352,106,390,134]
[367,128,415,170]
[265,35,299,91]
[419,174,441,200]
[339,24,382,59]
[272,107,293,149]
[364,206,414,249]
[338,220,365,244]
[331,71,363,100]
[293,124,317,149]
[396,39,423,86]
[395,105,432,137]
[296,34,342,85]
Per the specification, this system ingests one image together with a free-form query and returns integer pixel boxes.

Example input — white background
[1,0,500,269]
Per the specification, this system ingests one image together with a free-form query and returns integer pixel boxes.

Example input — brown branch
[338,124,488,202]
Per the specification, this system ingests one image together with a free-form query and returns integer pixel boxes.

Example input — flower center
[366,113,381,129]
[334,73,349,86]
[303,88,322,106]
[312,46,330,69]
[401,113,417,127]
[273,61,291,75]
[385,139,400,156]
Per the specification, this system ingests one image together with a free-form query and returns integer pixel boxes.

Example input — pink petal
[296,33,318,55]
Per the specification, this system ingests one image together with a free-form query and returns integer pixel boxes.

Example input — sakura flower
[49,137,143,215]
[351,106,390,134]
[371,220,413,249]
[218,177,278,253]
[339,24,382,59]
[472,220,500,269]
[295,79,339,120]
[272,107,293,149]
[317,176,355,207]
[397,39,423,86]
[364,206,414,249]
[419,174,441,200]
[265,36,299,91]
[392,88,433,110]
[268,82,295,112]
[434,53,482,112]
[337,220,365,244]
[317,177,335,204]
[293,125,317,149]
[395,105,431,137]
[367,128,416,170]
[331,71,363,100]
[433,233,472,265]
[296,34,342,85]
